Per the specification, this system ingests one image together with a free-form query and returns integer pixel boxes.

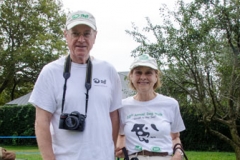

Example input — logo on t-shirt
[131,124,159,143]
[93,78,107,87]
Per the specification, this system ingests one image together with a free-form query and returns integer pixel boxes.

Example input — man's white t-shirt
[119,94,185,155]
[29,56,122,160]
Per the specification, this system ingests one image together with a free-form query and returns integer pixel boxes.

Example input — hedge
[0,104,36,145]
[180,107,233,151]
[0,104,234,151]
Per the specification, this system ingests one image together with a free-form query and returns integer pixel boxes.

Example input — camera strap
[61,54,92,117]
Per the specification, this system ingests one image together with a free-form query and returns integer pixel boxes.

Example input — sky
[62,0,192,72]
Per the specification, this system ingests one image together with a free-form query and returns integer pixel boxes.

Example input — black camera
[59,111,86,131]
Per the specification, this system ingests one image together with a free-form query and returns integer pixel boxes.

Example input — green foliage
[181,107,233,151]
[0,0,68,104]
[0,104,36,145]
[0,104,235,152]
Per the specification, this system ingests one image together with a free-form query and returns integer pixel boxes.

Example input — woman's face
[130,66,158,93]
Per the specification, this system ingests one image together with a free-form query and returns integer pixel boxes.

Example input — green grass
[185,151,235,160]
[119,151,236,160]
[2,146,41,160]
[1,146,236,160]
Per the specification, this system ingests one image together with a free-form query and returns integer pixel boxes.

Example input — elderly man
[29,10,122,160]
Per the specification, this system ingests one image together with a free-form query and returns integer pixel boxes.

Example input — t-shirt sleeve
[109,67,122,112]
[118,108,125,135]
[171,101,186,133]
[28,65,57,113]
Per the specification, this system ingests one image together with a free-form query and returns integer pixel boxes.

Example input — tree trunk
[233,146,240,160]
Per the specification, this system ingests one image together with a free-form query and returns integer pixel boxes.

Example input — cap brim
[130,63,158,70]
[67,21,96,30]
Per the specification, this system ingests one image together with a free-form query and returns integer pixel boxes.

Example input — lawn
[1,146,236,160]
[2,146,41,160]
[186,151,235,160]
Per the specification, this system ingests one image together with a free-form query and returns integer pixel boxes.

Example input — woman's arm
[115,135,125,158]
[171,132,184,160]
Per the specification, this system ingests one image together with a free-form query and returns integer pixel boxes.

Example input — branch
[207,127,237,149]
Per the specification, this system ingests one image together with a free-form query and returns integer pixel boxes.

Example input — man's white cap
[130,54,158,70]
[65,10,97,30]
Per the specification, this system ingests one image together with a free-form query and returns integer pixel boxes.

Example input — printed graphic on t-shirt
[127,112,162,120]
[93,78,106,84]
[131,123,159,143]
[93,78,107,87]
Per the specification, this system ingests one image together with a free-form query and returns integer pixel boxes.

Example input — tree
[126,0,240,159]
[0,0,68,104]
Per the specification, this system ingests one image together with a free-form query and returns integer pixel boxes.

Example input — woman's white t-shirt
[119,94,185,155]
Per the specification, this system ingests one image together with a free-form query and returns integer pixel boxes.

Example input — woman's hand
[115,147,125,158]
[171,152,183,160]
[115,135,126,158]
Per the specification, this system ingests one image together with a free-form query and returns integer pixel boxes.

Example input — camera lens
[65,116,80,129]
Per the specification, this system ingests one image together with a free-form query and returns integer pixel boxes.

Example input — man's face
[64,25,97,63]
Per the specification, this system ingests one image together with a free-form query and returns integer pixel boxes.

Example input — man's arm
[35,106,55,160]
[110,110,119,147]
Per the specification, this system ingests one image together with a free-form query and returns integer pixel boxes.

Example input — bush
[180,107,233,152]
[0,104,37,145]
[0,104,236,151]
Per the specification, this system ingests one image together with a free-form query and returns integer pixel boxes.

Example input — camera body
[59,111,86,131]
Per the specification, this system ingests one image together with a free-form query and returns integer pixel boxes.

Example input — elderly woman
[116,54,187,160]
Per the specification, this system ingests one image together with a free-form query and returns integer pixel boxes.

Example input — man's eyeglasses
[69,31,92,39]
